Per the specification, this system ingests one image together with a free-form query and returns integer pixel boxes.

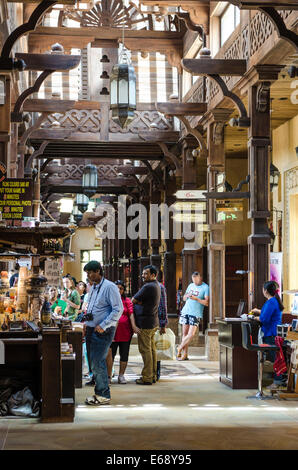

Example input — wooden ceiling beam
[41,177,137,186]
[229,0,298,9]
[117,166,148,175]
[15,52,80,71]
[138,130,180,142]
[155,102,207,116]
[182,58,247,76]
[23,98,77,113]
[7,0,76,3]
[42,185,133,194]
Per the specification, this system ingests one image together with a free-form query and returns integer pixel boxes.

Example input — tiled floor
[1,345,298,450]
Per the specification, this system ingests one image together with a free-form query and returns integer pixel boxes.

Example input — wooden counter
[217,318,259,389]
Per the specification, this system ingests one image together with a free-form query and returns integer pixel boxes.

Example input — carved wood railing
[184,9,296,109]
[41,106,174,135]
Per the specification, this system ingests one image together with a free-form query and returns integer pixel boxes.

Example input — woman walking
[107,280,140,384]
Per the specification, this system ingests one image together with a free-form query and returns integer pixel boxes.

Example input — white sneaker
[85,395,111,406]
[118,375,126,384]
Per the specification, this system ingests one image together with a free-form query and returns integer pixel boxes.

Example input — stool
[241,322,279,400]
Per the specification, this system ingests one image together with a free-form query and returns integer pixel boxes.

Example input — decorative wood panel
[42,108,173,134]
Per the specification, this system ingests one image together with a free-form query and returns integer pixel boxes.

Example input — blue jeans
[263,335,287,385]
[88,326,116,398]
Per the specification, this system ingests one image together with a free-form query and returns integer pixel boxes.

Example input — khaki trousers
[137,327,158,383]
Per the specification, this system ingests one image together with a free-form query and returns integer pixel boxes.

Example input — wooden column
[247,67,282,310]
[163,176,177,314]
[205,110,232,326]
[139,194,150,275]
[112,207,119,282]
[0,73,11,174]
[181,137,202,293]
[150,183,162,271]
[131,237,140,296]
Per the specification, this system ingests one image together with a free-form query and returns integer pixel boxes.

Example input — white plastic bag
[154,328,176,361]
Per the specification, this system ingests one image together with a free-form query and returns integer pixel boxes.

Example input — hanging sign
[175,190,206,200]
[0,178,33,220]
[216,201,243,222]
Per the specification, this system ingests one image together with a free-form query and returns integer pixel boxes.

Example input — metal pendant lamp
[110,39,136,129]
[82,164,98,197]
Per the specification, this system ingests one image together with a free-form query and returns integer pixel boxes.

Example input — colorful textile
[274,336,287,376]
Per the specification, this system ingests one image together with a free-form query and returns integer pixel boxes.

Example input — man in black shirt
[132,265,161,385]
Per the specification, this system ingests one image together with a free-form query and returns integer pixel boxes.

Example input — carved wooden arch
[24,140,49,177]
[259,7,298,50]
[209,74,250,127]
[1,1,57,59]
[12,71,53,122]
[157,142,181,171]
[178,116,208,157]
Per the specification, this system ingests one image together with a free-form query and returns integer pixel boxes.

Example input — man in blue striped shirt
[83,261,123,406]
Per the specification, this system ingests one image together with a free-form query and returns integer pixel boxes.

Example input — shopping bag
[154,328,176,361]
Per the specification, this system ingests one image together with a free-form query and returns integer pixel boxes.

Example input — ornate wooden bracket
[210,75,250,127]
[0,1,57,69]
[256,81,271,113]
[140,1,210,35]
[24,140,49,176]
[12,70,53,122]
[142,160,165,189]
[155,101,207,156]
[182,55,250,127]
[259,7,298,50]
[233,175,250,192]
[157,142,181,171]
[175,12,204,36]
[19,113,47,150]
[178,116,207,157]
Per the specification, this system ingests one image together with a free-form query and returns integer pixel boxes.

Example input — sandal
[181,355,189,361]
[176,346,183,358]
[85,395,111,406]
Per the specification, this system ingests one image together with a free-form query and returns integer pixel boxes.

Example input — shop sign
[175,190,206,200]
[0,178,33,220]
[216,201,243,222]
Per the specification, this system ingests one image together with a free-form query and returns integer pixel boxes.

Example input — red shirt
[113,296,133,342]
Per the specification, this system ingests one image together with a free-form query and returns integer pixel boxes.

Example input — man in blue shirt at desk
[83,261,123,406]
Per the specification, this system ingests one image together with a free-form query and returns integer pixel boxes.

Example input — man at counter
[83,261,123,406]
[177,271,209,361]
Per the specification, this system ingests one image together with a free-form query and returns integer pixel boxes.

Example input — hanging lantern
[72,203,83,224]
[82,164,98,196]
[270,163,280,191]
[76,194,89,214]
[110,45,136,129]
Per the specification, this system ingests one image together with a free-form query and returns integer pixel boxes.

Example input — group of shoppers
[81,261,213,406]
[48,259,285,404]
[48,276,88,320]
[82,261,169,405]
